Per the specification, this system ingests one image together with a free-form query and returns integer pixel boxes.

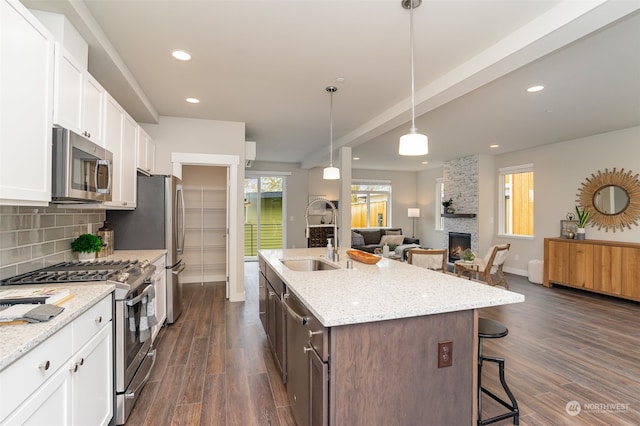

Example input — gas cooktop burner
[0,259,144,286]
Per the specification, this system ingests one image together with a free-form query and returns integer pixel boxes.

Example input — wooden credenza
[544,238,640,301]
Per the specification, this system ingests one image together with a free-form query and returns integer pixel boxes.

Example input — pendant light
[323,86,340,180]
[399,0,428,156]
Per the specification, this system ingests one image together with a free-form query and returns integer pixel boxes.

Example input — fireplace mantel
[441,213,476,218]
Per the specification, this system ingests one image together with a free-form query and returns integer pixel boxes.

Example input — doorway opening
[244,176,286,259]
[181,165,228,284]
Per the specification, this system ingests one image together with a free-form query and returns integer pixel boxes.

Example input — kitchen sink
[280,258,340,271]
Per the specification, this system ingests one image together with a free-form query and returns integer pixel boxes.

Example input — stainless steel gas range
[1,259,157,425]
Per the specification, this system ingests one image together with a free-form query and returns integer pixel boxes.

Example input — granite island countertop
[0,283,115,370]
[260,247,525,327]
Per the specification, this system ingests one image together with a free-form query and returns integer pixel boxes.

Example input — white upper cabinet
[0,0,54,206]
[82,73,105,145]
[52,47,105,146]
[53,49,82,132]
[137,127,155,175]
[121,113,138,206]
[103,94,136,209]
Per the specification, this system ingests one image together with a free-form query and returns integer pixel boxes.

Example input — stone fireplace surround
[442,156,479,260]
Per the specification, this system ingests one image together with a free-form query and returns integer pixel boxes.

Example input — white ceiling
[21,0,640,171]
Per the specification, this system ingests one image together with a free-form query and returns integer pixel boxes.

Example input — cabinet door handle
[95,315,102,324]
[303,346,314,354]
[70,362,79,373]
[39,360,50,371]
[308,330,323,338]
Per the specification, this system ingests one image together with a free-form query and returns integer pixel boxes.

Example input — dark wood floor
[126,262,640,425]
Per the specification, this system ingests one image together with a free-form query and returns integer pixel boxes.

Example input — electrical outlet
[438,340,453,368]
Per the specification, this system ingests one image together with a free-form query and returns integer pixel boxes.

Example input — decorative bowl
[346,249,382,265]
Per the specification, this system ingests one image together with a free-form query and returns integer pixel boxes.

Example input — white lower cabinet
[0,294,114,426]
[71,324,113,426]
[152,256,167,342]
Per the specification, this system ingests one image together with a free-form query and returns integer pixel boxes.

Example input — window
[351,181,392,228]
[499,164,534,237]
[435,178,444,230]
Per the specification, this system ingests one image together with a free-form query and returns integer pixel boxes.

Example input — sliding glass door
[244,176,285,259]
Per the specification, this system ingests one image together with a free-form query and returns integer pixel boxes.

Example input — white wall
[477,155,495,258]
[494,125,640,275]
[141,116,246,301]
[416,167,445,249]
[144,116,245,176]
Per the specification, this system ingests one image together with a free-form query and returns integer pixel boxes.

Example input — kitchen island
[259,248,524,425]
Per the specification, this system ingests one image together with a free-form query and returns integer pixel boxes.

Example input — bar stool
[478,318,519,425]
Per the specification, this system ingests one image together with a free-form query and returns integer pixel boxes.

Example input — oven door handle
[125,284,153,306]
[124,349,157,400]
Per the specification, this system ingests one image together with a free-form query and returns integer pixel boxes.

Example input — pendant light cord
[409,1,416,132]
[330,89,334,165]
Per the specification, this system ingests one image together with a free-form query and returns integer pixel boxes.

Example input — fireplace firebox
[448,232,471,263]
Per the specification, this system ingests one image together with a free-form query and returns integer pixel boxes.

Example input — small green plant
[461,248,475,262]
[70,233,103,253]
[575,205,591,228]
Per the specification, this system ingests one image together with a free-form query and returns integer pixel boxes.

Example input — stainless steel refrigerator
[107,174,185,323]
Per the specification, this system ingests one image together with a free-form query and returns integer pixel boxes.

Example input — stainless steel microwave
[51,127,113,203]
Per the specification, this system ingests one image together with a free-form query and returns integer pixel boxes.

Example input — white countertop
[99,249,166,264]
[0,249,165,370]
[260,248,525,327]
[0,283,114,370]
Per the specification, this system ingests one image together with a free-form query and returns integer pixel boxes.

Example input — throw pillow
[385,229,402,235]
[360,229,382,245]
[380,234,404,246]
[351,231,365,246]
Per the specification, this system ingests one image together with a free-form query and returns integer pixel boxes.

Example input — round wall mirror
[577,168,640,232]
[592,185,629,215]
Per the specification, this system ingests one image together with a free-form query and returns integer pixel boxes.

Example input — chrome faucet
[305,198,338,256]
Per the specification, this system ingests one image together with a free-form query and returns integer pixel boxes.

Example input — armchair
[407,248,447,272]
[476,244,511,288]
[454,244,510,288]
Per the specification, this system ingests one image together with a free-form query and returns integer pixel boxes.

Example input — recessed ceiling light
[421,161,428,164]
[527,85,544,93]
[490,144,499,148]
[352,157,360,160]
[172,50,192,61]
[186,97,200,104]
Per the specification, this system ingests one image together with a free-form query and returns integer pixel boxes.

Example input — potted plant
[575,205,590,240]
[70,233,103,261]
[442,198,455,214]
[461,248,475,262]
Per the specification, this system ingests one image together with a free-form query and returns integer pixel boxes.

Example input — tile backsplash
[0,206,105,280]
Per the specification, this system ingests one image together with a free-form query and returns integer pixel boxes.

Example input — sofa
[351,228,419,254]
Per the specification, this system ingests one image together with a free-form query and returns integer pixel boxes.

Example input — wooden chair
[476,244,511,288]
[407,248,447,272]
